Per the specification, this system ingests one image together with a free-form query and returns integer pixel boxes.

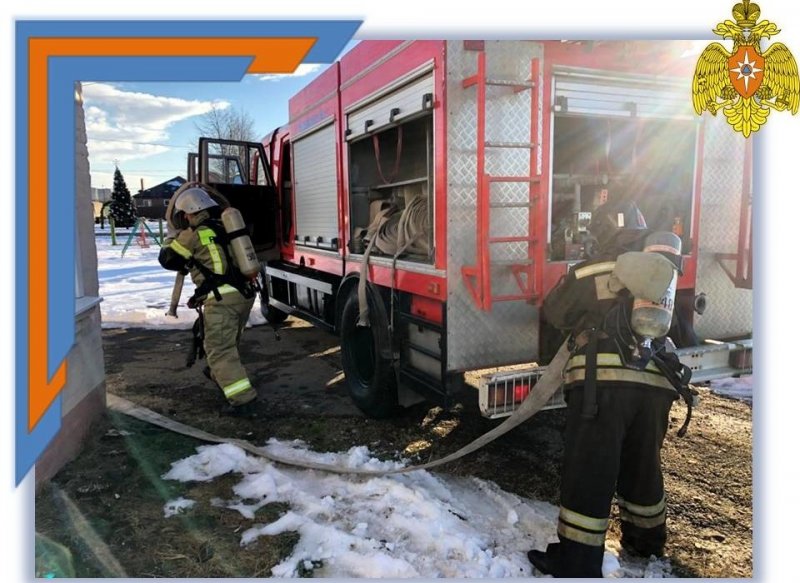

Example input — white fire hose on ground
[107,339,570,476]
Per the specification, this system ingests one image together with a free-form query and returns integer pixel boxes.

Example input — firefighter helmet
[588,200,648,251]
[174,187,219,214]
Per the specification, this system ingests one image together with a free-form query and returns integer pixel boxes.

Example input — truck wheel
[340,288,398,418]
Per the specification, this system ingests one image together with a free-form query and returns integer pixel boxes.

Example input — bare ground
[34,318,752,578]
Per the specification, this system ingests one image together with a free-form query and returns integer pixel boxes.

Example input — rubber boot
[621,521,666,558]
[528,549,560,577]
[529,541,604,578]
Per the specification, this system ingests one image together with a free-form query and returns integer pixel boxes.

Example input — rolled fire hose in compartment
[356,195,430,326]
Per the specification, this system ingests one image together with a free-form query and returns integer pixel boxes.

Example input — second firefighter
[528,199,691,577]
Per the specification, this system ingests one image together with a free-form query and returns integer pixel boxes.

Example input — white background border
[3,1,795,581]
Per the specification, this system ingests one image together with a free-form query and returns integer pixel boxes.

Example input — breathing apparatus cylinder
[629,231,682,364]
[221,207,261,279]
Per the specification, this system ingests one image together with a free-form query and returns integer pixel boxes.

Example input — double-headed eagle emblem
[693,0,799,136]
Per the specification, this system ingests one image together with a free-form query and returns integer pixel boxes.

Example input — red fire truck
[189,40,753,419]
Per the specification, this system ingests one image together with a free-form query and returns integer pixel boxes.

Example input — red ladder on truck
[461,49,542,311]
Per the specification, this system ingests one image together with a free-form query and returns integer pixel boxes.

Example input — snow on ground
[96,225,683,577]
[162,440,672,578]
[708,375,753,404]
[162,497,196,518]
[95,224,265,330]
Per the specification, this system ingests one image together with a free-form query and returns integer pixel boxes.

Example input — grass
[35,412,298,577]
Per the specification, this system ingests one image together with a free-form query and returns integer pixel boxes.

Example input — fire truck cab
[191,40,753,419]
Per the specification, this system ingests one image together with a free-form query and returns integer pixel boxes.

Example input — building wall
[91,187,112,202]
[36,82,107,487]
[134,197,171,219]
[35,310,107,485]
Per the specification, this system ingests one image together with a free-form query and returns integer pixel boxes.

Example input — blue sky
[84,42,358,191]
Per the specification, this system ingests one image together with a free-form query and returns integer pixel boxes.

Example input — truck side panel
[446,41,544,370]
[693,116,752,339]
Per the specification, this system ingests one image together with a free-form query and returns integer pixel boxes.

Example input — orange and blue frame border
[14,20,360,484]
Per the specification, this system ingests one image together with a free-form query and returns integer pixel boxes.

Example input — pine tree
[109,166,138,228]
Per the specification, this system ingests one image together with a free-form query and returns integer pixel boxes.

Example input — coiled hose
[357,195,430,326]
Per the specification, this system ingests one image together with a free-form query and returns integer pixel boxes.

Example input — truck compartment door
[345,72,434,141]
[292,121,339,251]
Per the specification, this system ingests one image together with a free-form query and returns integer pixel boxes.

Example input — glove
[187,296,200,310]
[610,252,676,302]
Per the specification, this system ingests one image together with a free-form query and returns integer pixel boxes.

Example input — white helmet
[174,187,218,214]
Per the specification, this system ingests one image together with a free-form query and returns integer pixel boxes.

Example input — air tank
[221,207,261,279]
[630,231,682,357]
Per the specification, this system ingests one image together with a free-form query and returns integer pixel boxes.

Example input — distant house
[133,176,186,219]
[91,200,104,223]
[91,186,112,202]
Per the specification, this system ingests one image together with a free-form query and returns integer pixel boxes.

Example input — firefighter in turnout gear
[158,187,259,417]
[528,200,687,577]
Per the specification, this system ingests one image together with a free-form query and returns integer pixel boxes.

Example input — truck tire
[340,288,399,418]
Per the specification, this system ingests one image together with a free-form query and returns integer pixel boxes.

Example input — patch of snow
[709,375,753,403]
[163,497,196,518]
[163,439,671,578]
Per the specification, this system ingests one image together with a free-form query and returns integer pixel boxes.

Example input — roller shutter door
[293,122,339,248]
[553,68,693,119]
[346,73,434,140]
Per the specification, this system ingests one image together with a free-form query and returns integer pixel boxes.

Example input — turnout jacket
[159,214,241,302]
[543,254,675,394]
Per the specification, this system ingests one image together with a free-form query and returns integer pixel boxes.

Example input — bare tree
[193,104,258,182]
[194,103,256,143]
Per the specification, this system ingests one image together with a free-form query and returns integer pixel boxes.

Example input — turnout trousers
[202,289,257,406]
[543,384,675,577]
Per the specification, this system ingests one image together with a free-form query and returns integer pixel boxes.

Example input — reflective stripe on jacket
[543,253,672,391]
[159,222,231,293]
[564,353,676,392]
